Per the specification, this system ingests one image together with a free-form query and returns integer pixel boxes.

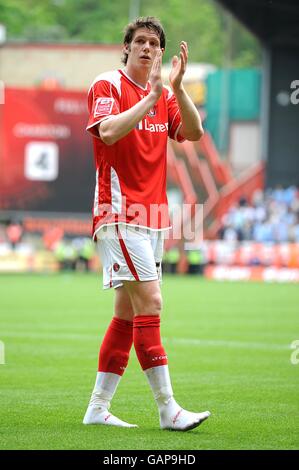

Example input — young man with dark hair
[84,16,210,431]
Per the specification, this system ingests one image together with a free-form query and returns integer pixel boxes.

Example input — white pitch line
[0,331,95,341]
[0,331,290,351]
[164,337,289,351]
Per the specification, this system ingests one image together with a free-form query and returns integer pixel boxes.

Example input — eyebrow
[134,34,159,43]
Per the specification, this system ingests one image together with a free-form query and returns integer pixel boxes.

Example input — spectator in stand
[186,248,204,275]
[271,214,289,243]
[55,239,76,271]
[218,215,240,241]
[6,221,23,250]
[162,247,180,274]
[290,214,299,243]
[72,237,95,271]
[252,220,274,243]
[219,187,299,244]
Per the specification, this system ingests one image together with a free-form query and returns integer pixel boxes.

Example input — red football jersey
[86,69,184,238]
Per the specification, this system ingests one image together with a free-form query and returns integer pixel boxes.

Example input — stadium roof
[217,0,299,46]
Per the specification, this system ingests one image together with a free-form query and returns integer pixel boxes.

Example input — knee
[114,308,134,322]
[126,282,163,315]
[150,292,163,314]
[114,291,135,321]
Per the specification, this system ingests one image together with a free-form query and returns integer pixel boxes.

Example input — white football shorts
[96,224,165,289]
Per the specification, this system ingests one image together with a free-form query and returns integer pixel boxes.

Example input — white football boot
[83,405,138,428]
[83,372,138,428]
[145,365,211,431]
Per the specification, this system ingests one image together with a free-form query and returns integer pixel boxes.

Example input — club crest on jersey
[113,263,120,272]
[147,107,157,118]
[94,97,114,117]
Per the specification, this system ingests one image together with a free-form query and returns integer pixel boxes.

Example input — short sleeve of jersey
[86,80,120,138]
[166,88,185,143]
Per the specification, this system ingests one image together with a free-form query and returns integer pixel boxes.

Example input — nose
[143,41,150,52]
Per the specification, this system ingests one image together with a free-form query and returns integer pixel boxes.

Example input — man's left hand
[169,41,188,92]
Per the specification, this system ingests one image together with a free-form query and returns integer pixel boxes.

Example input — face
[125,27,164,69]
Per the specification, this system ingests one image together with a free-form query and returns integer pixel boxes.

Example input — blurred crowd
[219,186,299,243]
[0,220,95,272]
[1,185,299,274]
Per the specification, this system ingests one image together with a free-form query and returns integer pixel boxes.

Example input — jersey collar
[119,69,149,92]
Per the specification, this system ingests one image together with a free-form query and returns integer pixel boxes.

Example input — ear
[161,48,165,56]
[124,43,130,54]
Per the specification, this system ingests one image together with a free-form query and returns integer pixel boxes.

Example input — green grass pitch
[0,273,298,450]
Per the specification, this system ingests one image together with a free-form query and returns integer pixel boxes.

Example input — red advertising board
[0,87,94,213]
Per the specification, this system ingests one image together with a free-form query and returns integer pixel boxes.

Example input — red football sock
[133,315,168,371]
[98,317,133,375]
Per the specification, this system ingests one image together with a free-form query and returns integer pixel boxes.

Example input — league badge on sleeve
[94,97,114,117]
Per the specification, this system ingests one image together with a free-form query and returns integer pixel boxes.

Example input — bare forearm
[98,93,158,145]
[173,86,204,141]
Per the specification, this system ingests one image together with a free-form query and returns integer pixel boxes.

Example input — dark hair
[122,16,166,65]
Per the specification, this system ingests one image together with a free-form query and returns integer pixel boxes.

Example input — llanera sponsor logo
[136,119,168,133]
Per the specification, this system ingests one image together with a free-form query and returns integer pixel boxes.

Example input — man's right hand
[98,50,164,145]
[149,50,163,100]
